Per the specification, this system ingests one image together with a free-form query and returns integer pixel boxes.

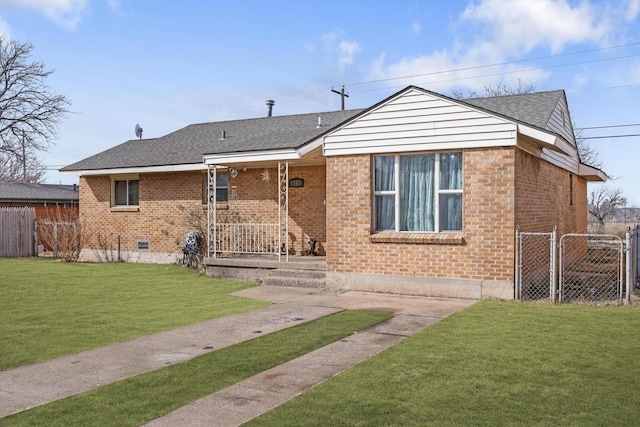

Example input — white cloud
[571,72,590,89]
[626,0,640,21]
[0,0,88,30]
[338,40,360,71]
[365,0,634,94]
[461,0,609,53]
[320,31,361,72]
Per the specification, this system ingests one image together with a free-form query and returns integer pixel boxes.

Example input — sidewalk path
[144,287,475,426]
[0,285,475,423]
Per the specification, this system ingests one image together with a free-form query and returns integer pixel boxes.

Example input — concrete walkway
[0,286,475,425]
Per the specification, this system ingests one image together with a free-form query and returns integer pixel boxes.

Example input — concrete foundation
[326,271,514,300]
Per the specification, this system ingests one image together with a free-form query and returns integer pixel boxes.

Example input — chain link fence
[517,228,637,305]
[559,234,624,304]
[515,231,555,301]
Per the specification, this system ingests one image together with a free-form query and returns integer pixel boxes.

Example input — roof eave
[60,163,207,176]
[517,124,574,155]
[578,163,608,182]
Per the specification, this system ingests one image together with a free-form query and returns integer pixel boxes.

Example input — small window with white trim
[373,152,463,232]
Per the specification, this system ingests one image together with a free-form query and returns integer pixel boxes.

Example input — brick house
[61,86,605,298]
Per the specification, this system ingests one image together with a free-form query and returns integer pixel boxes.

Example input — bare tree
[0,149,46,183]
[0,37,70,182]
[588,186,627,230]
[574,125,605,171]
[450,77,536,99]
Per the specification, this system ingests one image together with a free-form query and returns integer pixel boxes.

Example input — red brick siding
[80,172,203,254]
[80,165,326,256]
[326,147,517,282]
[514,149,586,235]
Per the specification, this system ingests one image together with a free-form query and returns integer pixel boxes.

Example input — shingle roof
[463,90,564,130]
[0,182,79,202]
[60,87,567,173]
[61,109,364,172]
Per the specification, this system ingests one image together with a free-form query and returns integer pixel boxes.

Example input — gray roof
[61,109,364,172]
[463,90,564,130]
[0,182,79,202]
[61,86,567,173]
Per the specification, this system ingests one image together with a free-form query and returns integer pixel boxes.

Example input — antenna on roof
[135,124,143,139]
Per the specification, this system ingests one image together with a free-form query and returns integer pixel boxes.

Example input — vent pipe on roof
[317,117,322,128]
[220,130,226,140]
[266,99,275,117]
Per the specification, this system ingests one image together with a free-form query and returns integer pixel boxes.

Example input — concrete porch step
[268,269,326,279]
[263,268,326,289]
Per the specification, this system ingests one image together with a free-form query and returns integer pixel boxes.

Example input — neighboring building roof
[61,109,364,172]
[463,90,565,130]
[0,182,79,204]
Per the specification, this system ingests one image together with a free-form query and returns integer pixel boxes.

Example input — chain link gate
[516,229,557,301]
[559,234,624,305]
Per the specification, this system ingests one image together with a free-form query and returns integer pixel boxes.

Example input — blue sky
[1,0,639,204]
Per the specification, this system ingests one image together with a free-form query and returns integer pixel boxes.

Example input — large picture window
[374,152,462,232]
[113,178,139,206]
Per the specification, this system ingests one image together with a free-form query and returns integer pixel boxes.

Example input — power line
[347,41,640,88]
[347,52,640,95]
[575,123,640,130]
[577,134,640,140]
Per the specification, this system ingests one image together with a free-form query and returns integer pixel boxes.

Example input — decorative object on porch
[289,177,304,188]
[229,168,238,179]
[304,236,317,256]
[181,231,201,267]
[260,168,270,183]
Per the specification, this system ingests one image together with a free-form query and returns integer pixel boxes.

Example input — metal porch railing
[213,223,281,256]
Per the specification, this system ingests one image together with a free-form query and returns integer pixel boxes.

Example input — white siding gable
[323,88,517,157]
[545,95,576,147]
[538,94,580,174]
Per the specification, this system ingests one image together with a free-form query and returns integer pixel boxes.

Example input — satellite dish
[135,124,143,139]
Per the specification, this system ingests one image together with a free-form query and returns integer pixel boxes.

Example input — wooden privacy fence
[0,207,36,257]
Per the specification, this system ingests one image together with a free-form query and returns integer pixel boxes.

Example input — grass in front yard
[2,309,392,427]
[0,258,268,370]
[248,300,640,426]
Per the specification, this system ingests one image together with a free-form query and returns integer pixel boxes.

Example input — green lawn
[0,258,268,370]
[4,258,639,426]
[248,300,640,426]
[2,309,391,427]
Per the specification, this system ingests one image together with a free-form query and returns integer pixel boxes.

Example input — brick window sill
[110,206,139,213]
[370,232,466,245]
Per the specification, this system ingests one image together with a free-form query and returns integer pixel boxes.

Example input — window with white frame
[373,152,462,232]
[112,177,139,206]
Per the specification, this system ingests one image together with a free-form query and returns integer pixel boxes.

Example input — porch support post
[208,165,217,258]
[278,160,289,262]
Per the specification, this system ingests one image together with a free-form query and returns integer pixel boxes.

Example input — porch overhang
[202,141,326,169]
[203,149,299,165]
